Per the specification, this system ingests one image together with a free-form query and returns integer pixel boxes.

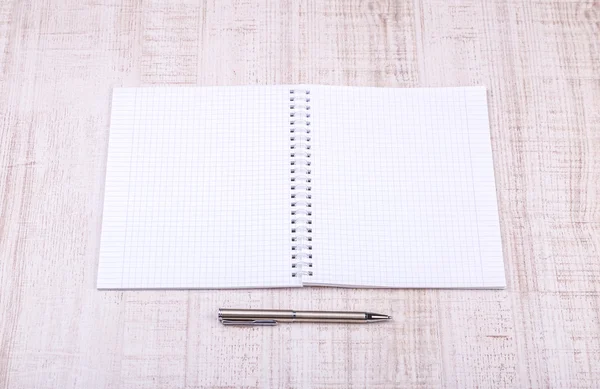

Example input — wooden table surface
[1,0,599,388]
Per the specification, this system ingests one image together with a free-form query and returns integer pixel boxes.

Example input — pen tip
[367,313,392,321]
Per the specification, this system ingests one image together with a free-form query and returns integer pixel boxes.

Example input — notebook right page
[307,86,505,288]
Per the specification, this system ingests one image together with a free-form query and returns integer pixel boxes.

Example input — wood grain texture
[1,0,599,387]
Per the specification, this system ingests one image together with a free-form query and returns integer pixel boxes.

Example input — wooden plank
[1,0,599,387]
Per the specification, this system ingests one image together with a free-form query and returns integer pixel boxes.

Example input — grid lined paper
[98,86,300,289]
[99,85,505,290]
[306,86,505,288]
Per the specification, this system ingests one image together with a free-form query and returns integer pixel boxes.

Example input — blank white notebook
[98,85,505,289]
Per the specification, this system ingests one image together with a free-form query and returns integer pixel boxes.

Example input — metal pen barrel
[219,309,388,323]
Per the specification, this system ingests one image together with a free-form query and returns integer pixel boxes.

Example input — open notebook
[98,85,505,289]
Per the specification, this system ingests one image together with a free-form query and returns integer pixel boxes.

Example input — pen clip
[221,319,278,326]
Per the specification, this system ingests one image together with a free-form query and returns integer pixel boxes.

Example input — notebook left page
[98,86,299,289]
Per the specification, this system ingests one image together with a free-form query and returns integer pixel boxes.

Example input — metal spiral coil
[289,89,313,277]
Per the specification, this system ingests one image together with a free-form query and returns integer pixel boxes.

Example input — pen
[218,308,392,326]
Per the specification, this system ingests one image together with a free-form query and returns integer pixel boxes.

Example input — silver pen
[218,308,392,326]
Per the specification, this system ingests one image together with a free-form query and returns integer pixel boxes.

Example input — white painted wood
[1,0,599,387]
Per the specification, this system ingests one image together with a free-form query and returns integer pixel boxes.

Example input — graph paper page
[306,86,505,288]
[98,86,299,289]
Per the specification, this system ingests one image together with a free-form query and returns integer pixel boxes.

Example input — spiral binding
[289,89,313,278]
